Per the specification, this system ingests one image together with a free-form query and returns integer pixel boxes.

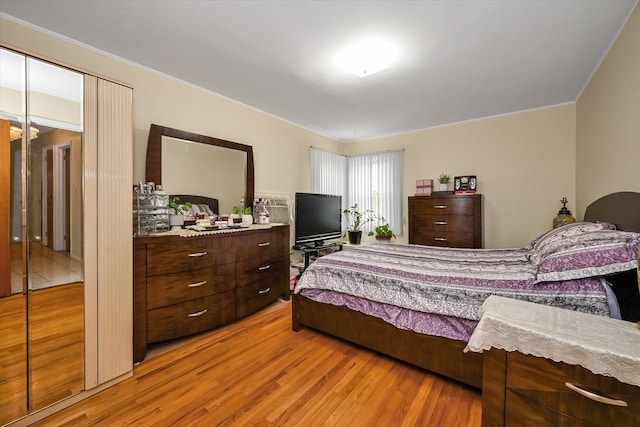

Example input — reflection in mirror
[146,124,255,215]
[162,136,245,215]
[26,57,85,412]
[1,48,28,424]
[0,48,85,424]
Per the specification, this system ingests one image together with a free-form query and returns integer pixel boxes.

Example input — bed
[291,192,640,388]
[170,194,220,219]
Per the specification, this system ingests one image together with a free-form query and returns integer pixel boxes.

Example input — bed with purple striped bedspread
[294,244,609,341]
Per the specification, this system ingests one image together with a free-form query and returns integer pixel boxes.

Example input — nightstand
[466,296,640,426]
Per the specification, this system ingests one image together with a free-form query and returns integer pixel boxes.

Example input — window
[310,147,403,235]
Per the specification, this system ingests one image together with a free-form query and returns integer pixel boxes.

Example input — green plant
[232,206,240,215]
[244,207,252,215]
[342,204,376,232]
[368,223,396,239]
[168,197,192,214]
[438,173,451,184]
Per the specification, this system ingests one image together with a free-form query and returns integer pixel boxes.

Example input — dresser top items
[465,295,640,387]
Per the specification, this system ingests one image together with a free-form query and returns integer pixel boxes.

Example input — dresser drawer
[412,197,475,215]
[236,229,286,262]
[505,352,640,426]
[411,230,475,248]
[146,240,212,276]
[147,292,236,343]
[236,259,287,287]
[147,267,213,309]
[412,214,474,232]
[236,279,288,318]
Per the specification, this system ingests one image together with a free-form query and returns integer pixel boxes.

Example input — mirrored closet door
[0,47,85,424]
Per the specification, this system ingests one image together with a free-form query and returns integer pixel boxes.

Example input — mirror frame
[146,124,254,207]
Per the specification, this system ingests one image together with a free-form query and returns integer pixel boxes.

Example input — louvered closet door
[97,79,133,384]
[84,76,133,386]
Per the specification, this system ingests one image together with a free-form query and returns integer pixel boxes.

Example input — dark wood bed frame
[291,192,640,390]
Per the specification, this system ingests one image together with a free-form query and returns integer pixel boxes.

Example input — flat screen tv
[295,192,342,247]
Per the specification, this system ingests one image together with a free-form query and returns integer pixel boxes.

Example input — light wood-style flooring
[0,283,84,425]
[36,300,482,426]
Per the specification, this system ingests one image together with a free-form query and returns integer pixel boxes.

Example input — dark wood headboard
[583,191,640,232]
[170,194,219,215]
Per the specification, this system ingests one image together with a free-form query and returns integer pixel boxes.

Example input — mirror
[146,124,254,213]
[0,48,85,424]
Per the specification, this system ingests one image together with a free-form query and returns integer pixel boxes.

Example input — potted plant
[438,173,451,191]
[168,197,192,230]
[242,207,253,225]
[342,203,376,244]
[231,206,242,224]
[368,222,396,244]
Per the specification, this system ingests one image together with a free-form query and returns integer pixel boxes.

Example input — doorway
[41,143,71,252]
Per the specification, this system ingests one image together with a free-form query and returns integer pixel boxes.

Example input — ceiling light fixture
[10,125,39,141]
[336,38,397,78]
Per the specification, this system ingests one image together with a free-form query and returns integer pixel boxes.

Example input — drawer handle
[565,382,628,407]
[258,287,271,294]
[188,281,207,288]
[188,252,208,257]
[188,309,208,318]
[434,237,448,242]
[258,265,271,271]
[434,221,447,225]
[434,205,447,209]
[258,242,271,247]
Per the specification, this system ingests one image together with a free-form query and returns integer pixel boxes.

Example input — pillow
[528,221,617,254]
[604,269,640,322]
[182,203,215,218]
[534,230,640,283]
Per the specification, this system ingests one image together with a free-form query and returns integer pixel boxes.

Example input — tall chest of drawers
[133,224,289,362]
[408,194,483,248]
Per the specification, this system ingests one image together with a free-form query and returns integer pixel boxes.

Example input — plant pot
[439,183,448,191]
[242,214,253,225]
[375,236,391,244]
[169,214,184,231]
[348,230,362,245]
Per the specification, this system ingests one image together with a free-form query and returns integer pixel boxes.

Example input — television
[294,192,343,248]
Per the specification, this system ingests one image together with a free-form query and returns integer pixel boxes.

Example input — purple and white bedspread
[294,244,610,341]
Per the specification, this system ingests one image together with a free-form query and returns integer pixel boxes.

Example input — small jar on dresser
[408,194,483,248]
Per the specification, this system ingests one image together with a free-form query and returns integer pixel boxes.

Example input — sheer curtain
[348,150,403,234]
[310,147,347,200]
[310,147,403,235]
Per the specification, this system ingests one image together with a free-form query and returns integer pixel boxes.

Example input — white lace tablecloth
[465,295,640,387]
[155,223,284,238]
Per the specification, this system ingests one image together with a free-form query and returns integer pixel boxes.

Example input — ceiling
[1,0,637,143]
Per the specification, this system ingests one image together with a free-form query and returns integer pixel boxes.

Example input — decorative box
[415,179,433,196]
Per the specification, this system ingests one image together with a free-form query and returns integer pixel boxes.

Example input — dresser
[408,194,482,248]
[467,296,640,427]
[133,224,289,362]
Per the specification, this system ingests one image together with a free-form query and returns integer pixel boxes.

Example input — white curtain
[310,147,347,198]
[347,150,403,234]
[310,147,403,235]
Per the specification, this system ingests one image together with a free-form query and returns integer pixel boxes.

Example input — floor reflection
[10,242,82,294]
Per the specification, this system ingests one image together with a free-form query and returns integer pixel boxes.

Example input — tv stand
[293,242,344,271]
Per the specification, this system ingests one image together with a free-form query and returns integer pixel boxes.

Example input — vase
[348,230,362,245]
[169,214,184,231]
[242,214,253,225]
[375,236,391,244]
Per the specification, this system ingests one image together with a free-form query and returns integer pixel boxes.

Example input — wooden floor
[36,300,481,426]
[0,283,84,425]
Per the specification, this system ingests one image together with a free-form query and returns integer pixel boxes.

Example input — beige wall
[347,104,577,248]
[576,5,640,216]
